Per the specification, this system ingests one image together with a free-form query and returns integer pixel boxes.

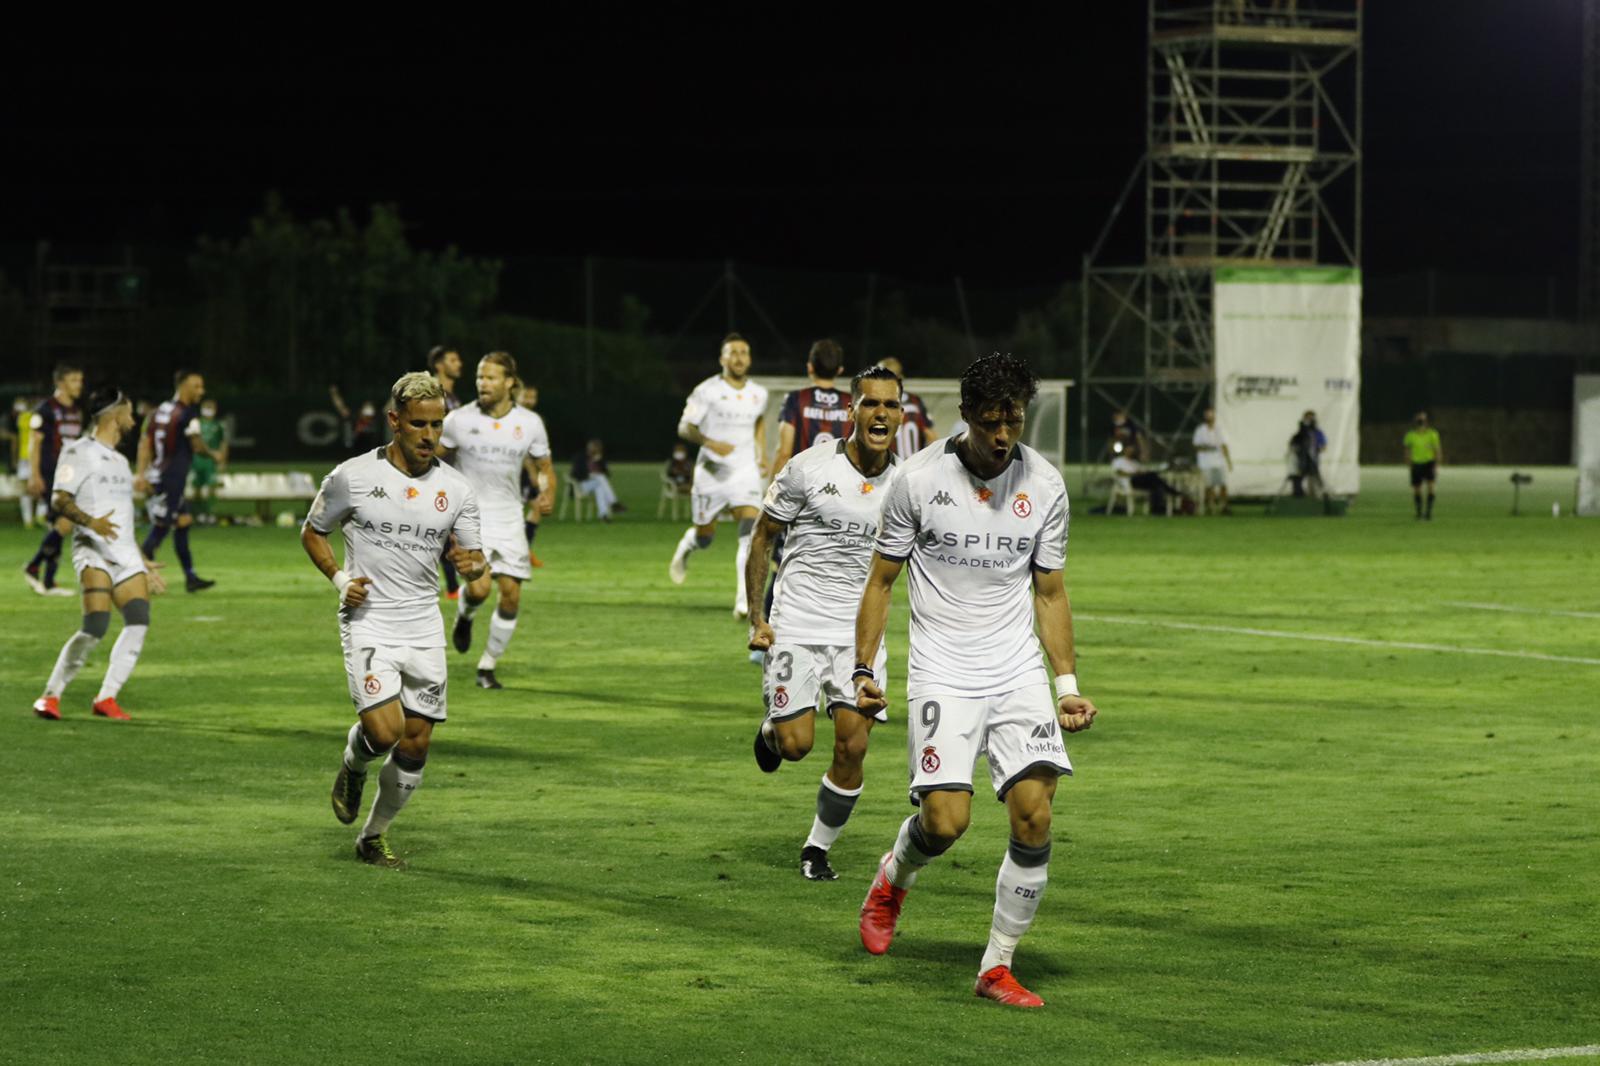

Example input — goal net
[758,377,1073,468]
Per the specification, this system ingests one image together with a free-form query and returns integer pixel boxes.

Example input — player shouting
[32,387,166,721]
[853,352,1100,1008]
[747,365,905,881]
[302,372,485,869]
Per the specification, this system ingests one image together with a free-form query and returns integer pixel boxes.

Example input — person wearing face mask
[189,400,230,523]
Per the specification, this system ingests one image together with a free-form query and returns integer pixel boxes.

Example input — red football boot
[32,696,60,721]
[974,966,1045,1008]
[92,698,131,721]
[859,851,908,955]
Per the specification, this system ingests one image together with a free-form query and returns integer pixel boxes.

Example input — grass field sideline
[2,463,1595,1065]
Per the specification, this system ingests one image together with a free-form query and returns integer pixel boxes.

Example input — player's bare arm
[770,422,797,481]
[853,552,904,714]
[678,420,733,457]
[1032,567,1098,733]
[446,536,487,582]
[744,512,787,650]
[754,414,769,476]
[527,455,557,515]
[51,490,117,540]
[134,432,152,493]
[26,425,45,497]
[300,523,372,608]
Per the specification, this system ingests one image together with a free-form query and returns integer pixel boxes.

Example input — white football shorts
[71,535,148,587]
[764,642,889,724]
[342,639,449,721]
[904,683,1072,802]
[691,465,763,526]
[1201,466,1227,488]
[479,512,531,582]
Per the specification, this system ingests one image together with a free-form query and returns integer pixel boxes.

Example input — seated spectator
[666,443,693,492]
[1111,439,1185,515]
[571,439,622,521]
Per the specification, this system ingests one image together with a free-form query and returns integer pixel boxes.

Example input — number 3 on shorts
[919,699,940,739]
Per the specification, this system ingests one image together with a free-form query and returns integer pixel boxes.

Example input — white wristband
[332,569,352,599]
[1055,673,1080,698]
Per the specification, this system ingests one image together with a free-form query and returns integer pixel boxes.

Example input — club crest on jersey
[1012,493,1032,518]
[773,686,789,710]
[860,482,874,495]
[492,422,501,430]
[976,487,994,503]
[921,746,941,773]
[405,487,419,500]
[363,674,381,696]
[513,424,524,440]
[434,490,449,512]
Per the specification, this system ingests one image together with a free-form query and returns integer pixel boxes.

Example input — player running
[667,334,769,617]
[302,372,485,869]
[440,352,557,690]
[853,352,1100,1009]
[32,387,167,721]
[22,364,85,596]
[747,366,905,881]
[137,370,217,592]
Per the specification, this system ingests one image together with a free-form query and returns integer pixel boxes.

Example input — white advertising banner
[1213,267,1362,497]
[1576,374,1600,517]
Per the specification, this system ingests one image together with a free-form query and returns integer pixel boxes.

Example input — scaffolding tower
[1080,0,1361,477]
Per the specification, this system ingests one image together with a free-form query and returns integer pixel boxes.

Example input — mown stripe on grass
[1300,1043,1600,1066]
[1078,615,1600,667]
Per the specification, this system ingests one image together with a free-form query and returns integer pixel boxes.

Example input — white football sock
[734,532,752,609]
[673,526,699,561]
[980,841,1051,973]
[805,773,862,852]
[20,495,36,526]
[457,595,480,621]
[94,624,147,701]
[478,611,518,670]
[886,814,942,889]
[343,721,384,772]
[45,630,100,698]
[361,756,423,839]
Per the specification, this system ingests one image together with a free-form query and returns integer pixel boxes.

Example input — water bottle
[1552,502,1561,518]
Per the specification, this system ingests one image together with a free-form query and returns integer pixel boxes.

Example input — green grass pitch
[2,464,1596,1065]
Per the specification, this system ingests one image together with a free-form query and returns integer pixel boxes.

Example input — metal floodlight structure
[1080,0,1362,480]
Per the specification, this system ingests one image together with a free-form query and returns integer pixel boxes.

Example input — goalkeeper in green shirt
[190,401,229,522]
[1402,411,1443,520]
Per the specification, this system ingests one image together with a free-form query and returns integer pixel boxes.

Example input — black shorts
[1410,461,1437,487]
[148,482,191,523]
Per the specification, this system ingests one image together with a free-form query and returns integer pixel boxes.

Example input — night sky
[3,2,1584,288]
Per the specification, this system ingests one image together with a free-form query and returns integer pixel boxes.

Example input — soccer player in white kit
[32,387,167,721]
[746,366,905,881]
[439,352,557,690]
[667,333,769,617]
[853,353,1100,1008]
[302,372,486,869]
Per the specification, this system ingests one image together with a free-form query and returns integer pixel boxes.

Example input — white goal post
[757,376,1074,469]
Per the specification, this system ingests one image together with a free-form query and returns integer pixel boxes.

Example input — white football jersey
[306,448,483,647]
[440,402,550,521]
[1192,423,1227,470]
[875,437,1069,696]
[680,374,768,481]
[763,439,901,646]
[52,436,136,555]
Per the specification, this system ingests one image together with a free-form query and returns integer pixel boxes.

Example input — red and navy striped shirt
[144,398,199,487]
[32,397,83,480]
[895,390,934,459]
[778,385,852,452]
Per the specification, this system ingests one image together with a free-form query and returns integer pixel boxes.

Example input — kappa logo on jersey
[921,746,941,773]
[928,490,956,506]
[405,487,419,500]
[367,487,388,499]
[469,427,482,435]
[1012,492,1032,518]
[434,490,449,512]
[363,674,381,696]
[820,483,841,496]
[1030,720,1058,740]
[773,685,789,710]
[976,487,994,503]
